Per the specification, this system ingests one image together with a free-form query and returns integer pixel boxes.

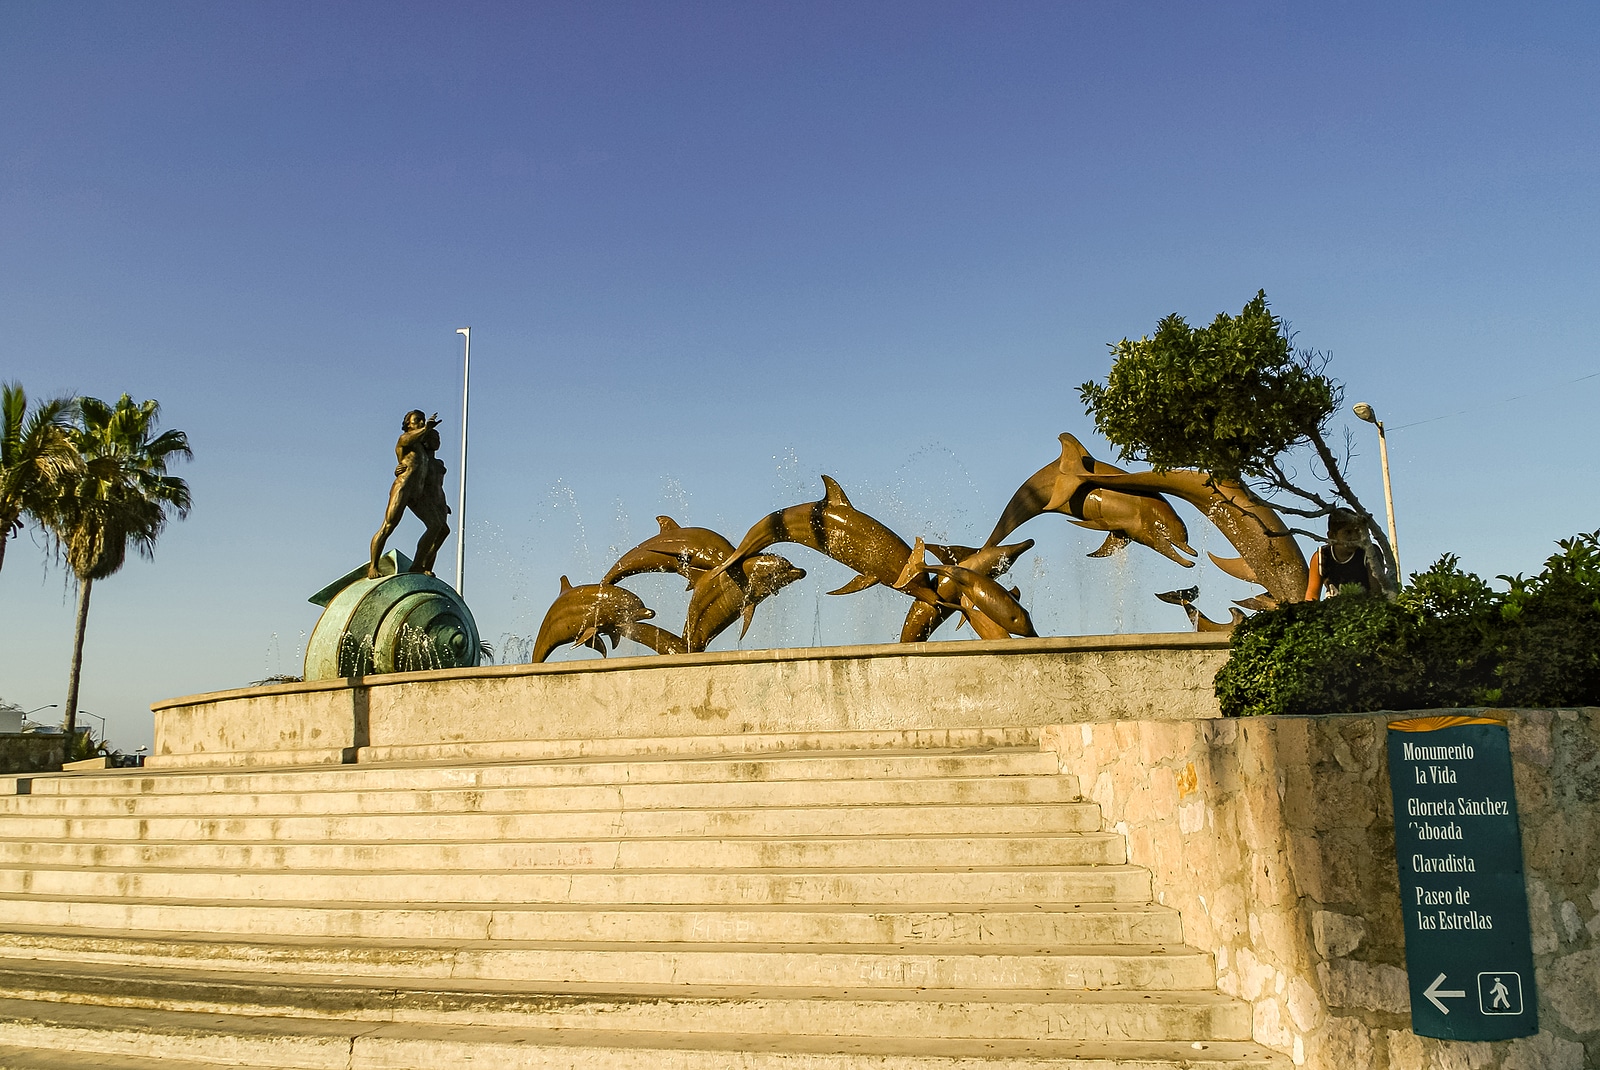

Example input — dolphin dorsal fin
[1057,432,1095,475]
[820,475,851,507]
[656,516,679,532]
[560,576,572,591]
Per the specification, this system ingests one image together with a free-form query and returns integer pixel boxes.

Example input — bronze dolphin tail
[614,620,689,657]
[1208,553,1259,585]
[1154,587,1242,633]
[1194,606,1246,632]
[530,577,656,663]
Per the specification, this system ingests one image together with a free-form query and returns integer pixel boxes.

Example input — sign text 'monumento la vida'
[1387,716,1538,1041]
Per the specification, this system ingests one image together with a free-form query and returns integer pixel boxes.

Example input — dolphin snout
[638,607,655,621]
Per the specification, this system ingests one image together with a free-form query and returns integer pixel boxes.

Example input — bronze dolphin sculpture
[612,620,689,657]
[987,434,1196,567]
[1156,587,1244,633]
[1051,463,1308,605]
[603,516,735,587]
[684,553,807,653]
[895,538,1037,639]
[700,475,944,609]
[530,577,656,663]
[899,539,1034,642]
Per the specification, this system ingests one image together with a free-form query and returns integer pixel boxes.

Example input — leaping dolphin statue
[987,434,1196,567]
[1156,587,1244,633]
[699,475,945,609]
[899,539,1034,642]
[1049,461,1308,605]
[895,537,1037,639]
[603,516,735,587]
[684,553,807,653]
[530,578,657,663]
[612,621,689,657]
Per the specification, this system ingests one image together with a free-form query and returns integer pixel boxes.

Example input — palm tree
[51,395,191,740]
[0,382,80,578]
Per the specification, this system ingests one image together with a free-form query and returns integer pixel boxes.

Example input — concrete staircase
[0,733,1286,1068]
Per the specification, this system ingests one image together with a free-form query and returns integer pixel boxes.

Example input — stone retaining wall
[150,634,1229,768]
[1043,709,1600,1070]
[0,735,65,775]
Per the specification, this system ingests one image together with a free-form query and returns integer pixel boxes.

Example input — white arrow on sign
[1424,972,1468,1014]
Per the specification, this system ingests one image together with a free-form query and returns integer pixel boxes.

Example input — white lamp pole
[455,327,471,597]
[1352,402,1399,579]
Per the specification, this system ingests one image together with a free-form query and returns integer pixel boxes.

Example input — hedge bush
[1215,530,1600,716]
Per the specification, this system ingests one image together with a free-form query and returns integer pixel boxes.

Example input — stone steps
[0,899,1186,945]
[0,831,1129,871]
[0,774,1082,817]
[0,998,1289,1069]
[0,930,1217,991]
[0,957,1242,1037]
[0,862,1157,904]
[0,741,1287,1066]
[17,747,1062,795]
[0,799,1104,841]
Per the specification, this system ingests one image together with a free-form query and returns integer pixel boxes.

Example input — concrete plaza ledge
[149,633,1230,769]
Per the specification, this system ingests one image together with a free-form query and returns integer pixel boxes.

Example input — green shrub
[1216,532,1600,716]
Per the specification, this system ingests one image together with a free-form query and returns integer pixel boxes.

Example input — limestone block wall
[1043,709,1600,1070]
[0,734,66,775]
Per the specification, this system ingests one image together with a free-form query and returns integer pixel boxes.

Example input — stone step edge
[25,758,1066,794]
[0,998,1292,1068]
[0,861,1149,877]
[137,726,1045,772]
[7,769,1077,803]
[0,929,1205,960]
[0,900,1184,941]
[0,895,1169,915]
[0,959,1238,1005]
[0,975,1256,1041]
[0,830,1120,851]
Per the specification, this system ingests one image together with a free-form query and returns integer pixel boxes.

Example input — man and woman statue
[367,410,451,580]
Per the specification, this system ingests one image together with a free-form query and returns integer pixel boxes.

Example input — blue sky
[3,2,1596,750]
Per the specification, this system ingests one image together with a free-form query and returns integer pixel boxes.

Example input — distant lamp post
[78,710,106,738]
[24,704,56,717]
[455,327,471,598]
[1353,402,1400,579]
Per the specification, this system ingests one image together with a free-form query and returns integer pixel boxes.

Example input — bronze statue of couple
[368,410,451,579]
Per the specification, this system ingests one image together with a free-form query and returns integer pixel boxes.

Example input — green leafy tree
[50,395,192,741]
[0,382,80,578]
[1079,291,1396,587]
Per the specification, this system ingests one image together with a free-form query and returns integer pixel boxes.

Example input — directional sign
[1388,715,1538,1040]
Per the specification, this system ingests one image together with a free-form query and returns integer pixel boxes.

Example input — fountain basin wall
[150,633,1230,769]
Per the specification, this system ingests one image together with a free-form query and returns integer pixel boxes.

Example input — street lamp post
[1352,402,1400,580]
[455,327,471,598]
[23,704,56,717]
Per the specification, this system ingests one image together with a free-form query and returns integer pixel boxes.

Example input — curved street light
[1352,403,1400,579]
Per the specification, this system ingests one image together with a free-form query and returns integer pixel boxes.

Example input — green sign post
[1388,715,1537,1040]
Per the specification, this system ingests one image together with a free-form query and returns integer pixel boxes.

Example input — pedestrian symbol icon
[1478,972,1523,1016]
